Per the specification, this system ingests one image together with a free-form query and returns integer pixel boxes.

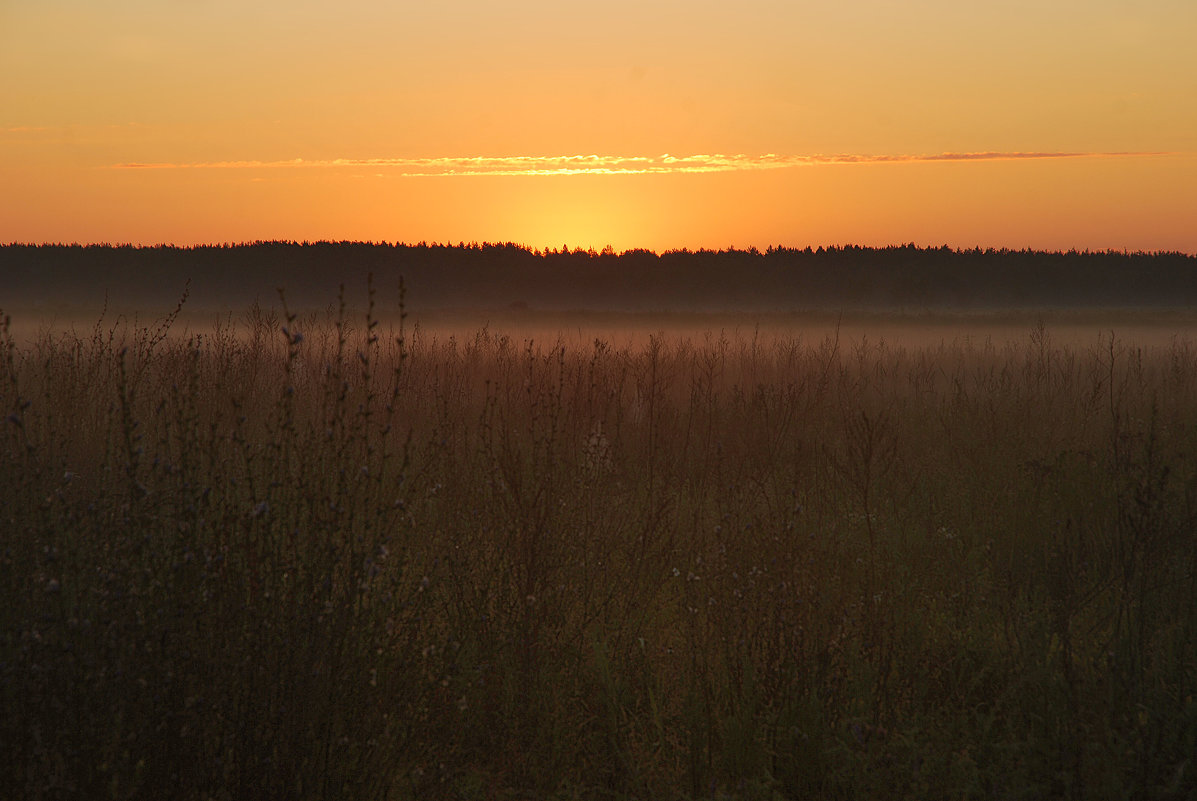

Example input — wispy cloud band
[110,151,1170,176]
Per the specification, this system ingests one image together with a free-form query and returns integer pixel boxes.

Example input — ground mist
[3,284,1196,800]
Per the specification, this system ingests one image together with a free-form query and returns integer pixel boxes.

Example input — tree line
[2,241,1195,312]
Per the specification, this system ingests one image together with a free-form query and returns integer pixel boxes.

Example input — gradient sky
[3,0,1195,252]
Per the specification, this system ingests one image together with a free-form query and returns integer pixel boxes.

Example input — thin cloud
[110,151,1171,176]
[808,151,1169,164]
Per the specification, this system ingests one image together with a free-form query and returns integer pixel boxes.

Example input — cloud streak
[111,151,1170,176]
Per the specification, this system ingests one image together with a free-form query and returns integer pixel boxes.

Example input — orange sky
[3,0,1195,253]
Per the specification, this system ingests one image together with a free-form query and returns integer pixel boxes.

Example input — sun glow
[505,179,648,252]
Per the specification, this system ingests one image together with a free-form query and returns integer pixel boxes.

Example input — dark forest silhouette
[2,241,1196,312]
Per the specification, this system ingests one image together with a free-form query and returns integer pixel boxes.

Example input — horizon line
[5,240,1193,258]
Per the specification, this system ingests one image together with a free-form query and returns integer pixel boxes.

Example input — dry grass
[3,285,1196,800]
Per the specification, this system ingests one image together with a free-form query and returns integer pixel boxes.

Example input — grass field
[3,283,1196,799]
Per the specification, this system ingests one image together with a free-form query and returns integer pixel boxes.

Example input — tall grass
[3,287,1196,800]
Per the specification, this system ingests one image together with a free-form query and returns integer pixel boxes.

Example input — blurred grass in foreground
[3,282,1196,800]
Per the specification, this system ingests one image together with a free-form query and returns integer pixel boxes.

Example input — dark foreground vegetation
[3,241,1197,312]
[3,282,1197,799]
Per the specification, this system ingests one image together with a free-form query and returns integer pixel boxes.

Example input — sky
[2,0,1195,253]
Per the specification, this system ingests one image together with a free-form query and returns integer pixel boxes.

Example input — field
[3,283,1196,800]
